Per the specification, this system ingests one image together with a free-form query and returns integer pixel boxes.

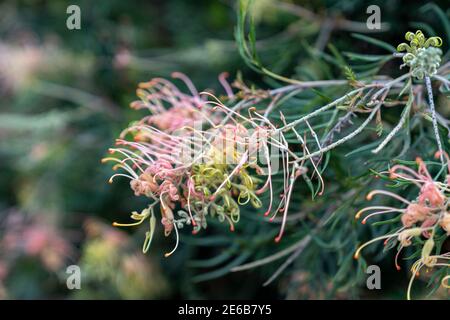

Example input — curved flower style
[103,73,298,256]
[130,72,216,133]
[397,30,443,79]
[397,30,443,53]
[354,152,450,299]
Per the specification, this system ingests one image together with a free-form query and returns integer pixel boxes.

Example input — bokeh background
[0,0,448,299]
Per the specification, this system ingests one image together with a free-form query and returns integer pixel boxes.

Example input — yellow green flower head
[397,30,443,53]
[397,30,443,79]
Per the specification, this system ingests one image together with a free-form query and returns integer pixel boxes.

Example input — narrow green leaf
[352,33,396,52]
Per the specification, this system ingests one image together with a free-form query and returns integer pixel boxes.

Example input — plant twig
[425,76,444,163]
[292,99,384,163]
[372,89,413,154]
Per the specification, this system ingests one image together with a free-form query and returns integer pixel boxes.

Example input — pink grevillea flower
[129,72,231,133]
[108,132,188,237]
[104,73,303,256]
[1,211,72,272]
[441,213,450,234]
[105,72,276,255]
[357,156,447,230]
[354,152,449,277]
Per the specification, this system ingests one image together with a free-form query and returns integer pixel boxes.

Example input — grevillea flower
[129,72,222,133]
[104,72,299,256]
[397,30,443,79]
[354,151,450,299]
[0,211,72,272]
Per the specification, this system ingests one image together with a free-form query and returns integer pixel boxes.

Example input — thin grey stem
[321,111,355,147]
[432,74,450,87]
[293,101,383,163]
[425,76,444,163]
[372,93,413,154]
[277,87,365,132]
[278,73,409,133]
[268,79,348,95]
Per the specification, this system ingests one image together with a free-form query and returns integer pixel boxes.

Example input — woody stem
[425,76,444,164]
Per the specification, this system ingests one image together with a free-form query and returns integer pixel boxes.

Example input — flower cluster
[104,73,295,256]
[129,72,214,133]
[354,152,450,298]
[397,30,443,79]
[0,210,72,295]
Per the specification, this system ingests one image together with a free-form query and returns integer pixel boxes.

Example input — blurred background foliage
[0,0,448,299]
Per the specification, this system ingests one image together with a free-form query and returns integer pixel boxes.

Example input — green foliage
[1,0,449,300]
